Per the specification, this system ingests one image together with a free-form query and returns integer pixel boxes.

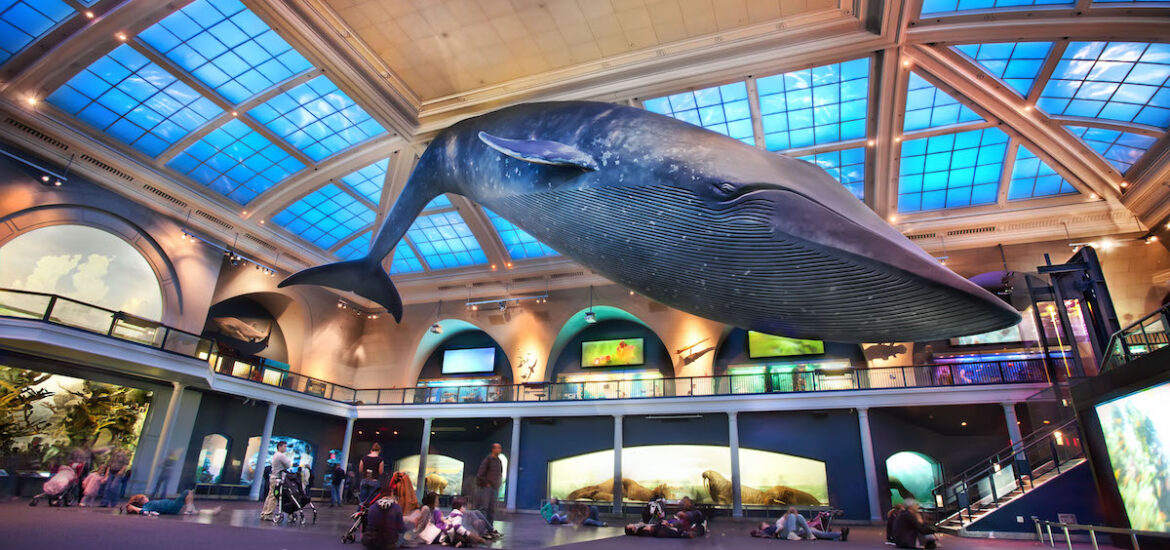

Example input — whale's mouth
[488,185,1018,342]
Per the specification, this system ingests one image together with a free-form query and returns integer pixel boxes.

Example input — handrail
[1100,303,1170,373]
[1034,518,1170,550]
[935,417,1078,494]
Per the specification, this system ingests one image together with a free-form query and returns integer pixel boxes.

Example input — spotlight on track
[430,323,444,334]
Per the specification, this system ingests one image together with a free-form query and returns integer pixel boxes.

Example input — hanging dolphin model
[280,101,1020,342]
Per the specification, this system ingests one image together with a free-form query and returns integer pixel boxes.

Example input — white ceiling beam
[1047,115,1166,139]
[1120,134,1170,224]
[873,48,907,220]
[906,13,1170,44]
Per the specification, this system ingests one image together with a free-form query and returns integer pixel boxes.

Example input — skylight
[797,147,866,200]
[1065,125,1157,174]
[335,231,371,261]
[642,82,755,145]
[271,184,375,250]
[0,1,73,66]
[390,245,424,275]
[339,157,388,204]
[138,0,314,104]
[1007,146,1078,200]
[484,208,558,259]
[405,211,488,269]
[954,42,1053,97]
[47,44,223,157]
[898,127,1009,212]
[423,195,452,211]
[921,0,1073,16]
[167,118,305,204]
[756,58,870,151]
[904,72,984,132]
[247,75,386,161]
[1038,42,1170,128]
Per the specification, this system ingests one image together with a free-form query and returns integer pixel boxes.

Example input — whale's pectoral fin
[279,259,403,322]
[478,131,598,171]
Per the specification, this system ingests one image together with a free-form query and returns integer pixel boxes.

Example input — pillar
[249,402,278,501]
[506,416,522,511]
[146,381,184,495]
[857,407,882,521]
[1004,402,1028,471]
[416,418,433,498]
[613,414,623,514]
[729,411,743,517]
[339,415,356,483]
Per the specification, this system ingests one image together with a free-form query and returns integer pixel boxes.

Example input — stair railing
[1100,303,1170,373]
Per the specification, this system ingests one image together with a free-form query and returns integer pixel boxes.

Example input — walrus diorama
[566,477,674,502]
[702,470,822,506]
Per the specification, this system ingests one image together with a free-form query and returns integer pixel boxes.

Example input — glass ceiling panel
[390,244,424,275]
[484,208,558,260]
[405,211,488,269]
[167,118,305,204]
[48,44,223,157]
[1065,125,1157,175]
[1008,146,1078,199]
[335,231,370,261]
[904,72,984,132]
[898,127,1009,212]
[921,0,1072,16]
[643,81,755,146]
[954,42,1053,97]
[339,157,388,204]
[247,75,386,161]
[0,1,73,66]
[138,0,313,104]
[757,57,870,151]
[1038,42,1170,128]
[423,195,452,211]
[797,147,866,200]
[271,183,375,250]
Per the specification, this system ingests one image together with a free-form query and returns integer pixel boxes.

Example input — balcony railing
[0,288,1051,406]
[1100,303,1170,372]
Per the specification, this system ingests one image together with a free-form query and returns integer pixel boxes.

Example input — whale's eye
[718,183,736,194]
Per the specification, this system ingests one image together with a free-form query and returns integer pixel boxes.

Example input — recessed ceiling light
[85,11,94,19]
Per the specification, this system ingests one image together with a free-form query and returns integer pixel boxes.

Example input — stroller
[272,470,317,525]
[808,508,843,532]
[28,463,82,507]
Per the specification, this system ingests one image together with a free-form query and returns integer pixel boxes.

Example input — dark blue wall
[713,328,866,373]
[966,462,1104,533]
[425,419,514,496]
[739,410,869,520]
[517,416,615,509]
[550,320,673,379]
[418,331,511,381]
[625,413,730,447]
[350,419,426,479]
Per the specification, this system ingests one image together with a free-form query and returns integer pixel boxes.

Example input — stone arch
[544,305,669,381]
[409,318,506,384]
[885,450,943,507]
[205,291,308,371]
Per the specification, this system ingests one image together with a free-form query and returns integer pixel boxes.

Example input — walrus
[702,470,821,505]
[566,478,673,501]
[425,473,448,494]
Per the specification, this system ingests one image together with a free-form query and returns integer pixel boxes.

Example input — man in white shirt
[260,441,292,519]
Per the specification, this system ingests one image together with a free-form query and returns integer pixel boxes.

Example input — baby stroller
[28,463,81,507]
[808,508,843,532]
[273,470,317,525]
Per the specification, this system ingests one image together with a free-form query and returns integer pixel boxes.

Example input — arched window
[196,434,231,484]
[886,451,943,507]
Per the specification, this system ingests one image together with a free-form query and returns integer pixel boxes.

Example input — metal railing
[1034,518,1170,550]
[930,417,1084,527]
[1100,303,1170,372]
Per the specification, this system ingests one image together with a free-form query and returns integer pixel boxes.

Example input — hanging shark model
[280,101,1020,342]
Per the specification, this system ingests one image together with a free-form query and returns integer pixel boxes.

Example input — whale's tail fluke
[278,259,403,322]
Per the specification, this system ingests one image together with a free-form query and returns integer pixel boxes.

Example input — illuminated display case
[417,376,506,403]
[555,371,663,399]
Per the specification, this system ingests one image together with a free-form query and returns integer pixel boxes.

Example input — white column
[1003,402,1025,459]
[249,402,278,500]
[506,416,522,511]
[339,415,356,496]
[146,381,184,495]
[729,412,743,517]
[612,414,623,514]
[857,407,882,521]
[416,418,433,498]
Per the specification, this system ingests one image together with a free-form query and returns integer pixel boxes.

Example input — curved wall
[548,319,673,380]
[417,330,512,382]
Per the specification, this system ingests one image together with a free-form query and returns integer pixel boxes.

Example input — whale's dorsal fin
[478,131,598,171]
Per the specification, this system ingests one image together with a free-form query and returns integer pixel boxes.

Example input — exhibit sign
[442,347,496,374]
[748,331,825,358]
[582,338,644,367]
[1096,380,1170,532]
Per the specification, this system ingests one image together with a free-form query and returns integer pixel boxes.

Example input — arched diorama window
[886,451,943,508]
[196,434,231,484]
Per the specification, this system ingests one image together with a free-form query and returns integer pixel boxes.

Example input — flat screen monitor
[442,347,496,374]
[748,331,824,358]
[1095,379,1170,532]
[582,338,645,367]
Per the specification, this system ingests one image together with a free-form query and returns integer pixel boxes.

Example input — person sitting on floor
[568,503,608,527]
[887,503,906,544]
[123,489,219,516]
[541,497,569,525]
[752,507,849,541]
[362,493,406,550]
[891,501,937,549]
[443,496,487,547]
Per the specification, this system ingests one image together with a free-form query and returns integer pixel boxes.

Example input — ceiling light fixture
[115,32,127,41]
[584,285,597,323]
[85,10,94,19]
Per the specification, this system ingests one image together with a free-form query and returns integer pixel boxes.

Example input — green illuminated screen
[582,338,644,367]
[748,331,824,358]
[1096,380,1170,532]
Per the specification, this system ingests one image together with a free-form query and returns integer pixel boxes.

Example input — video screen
[442,347,496,374]
[748,331,824,358]
[1097,381,1170,532]
[951,324,1023,346]
[582,338,645,367]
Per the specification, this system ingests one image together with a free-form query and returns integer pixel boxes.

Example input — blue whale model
[280,101,1020,342]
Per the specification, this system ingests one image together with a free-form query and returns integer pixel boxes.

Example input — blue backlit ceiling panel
[390,245,424,274]
[798,147,866,200]
[904,72,984,132]
[248,75,386,161]
[1008,146,1077,199]
[484,208,558,260]
[954,42,1053,97]
[338,158,387,204]
[921,0,1072,16]
[139,0,314,104]
[898,127,1009,212]
[423,195,452,211]
[271,184,375,250]
[167,118,305,204]
[1065,125,1158,174]
[1039,42,1170,128]
[334,231,370,261]
[0,1,73,66]
[405,212,488,269]
[643,82,755,145]
[48,45,223,157]
[756,58,870,151]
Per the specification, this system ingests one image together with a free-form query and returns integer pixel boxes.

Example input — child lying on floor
[124,489,220,516]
